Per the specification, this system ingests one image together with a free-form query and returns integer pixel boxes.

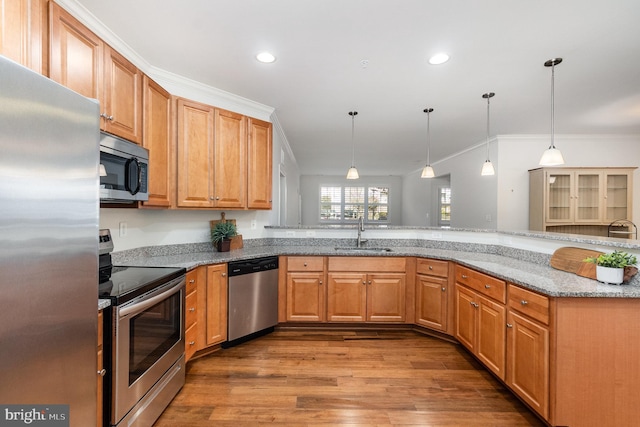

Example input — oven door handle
[119,278,184,318]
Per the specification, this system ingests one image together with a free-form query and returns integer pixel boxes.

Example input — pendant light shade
[421,108,435,179]
[346,111,359,179]
[539,58,565,166]
[481,92,496,176]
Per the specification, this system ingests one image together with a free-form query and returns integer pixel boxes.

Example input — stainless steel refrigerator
[0,55,100,426]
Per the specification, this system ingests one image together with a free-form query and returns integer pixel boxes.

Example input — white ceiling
[76,0,640,176]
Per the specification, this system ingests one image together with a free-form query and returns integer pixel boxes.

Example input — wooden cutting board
[550,247,603,280]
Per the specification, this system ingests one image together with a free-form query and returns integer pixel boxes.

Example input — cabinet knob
[99,113,113,121]
[98,369,106,377]
[368,280,372,284]
[470,302,479,308]
[506,323,513,328]
[429,265,433,270]
[319,280,323,285]
[209,196,215,200]
[189,341,196,346]
[304,263,307,266]
[216,196,220,200]
[461,274,468,279]
[362,281,366,285]
[484,284,491,289]
[520,300,528,306]
[189,307,195,312]
[189,279,195,284]
[441,287,446,292]
[222,273,227,277]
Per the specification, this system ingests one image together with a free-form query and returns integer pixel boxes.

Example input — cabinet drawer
[416,258,449,277]
[508,284,550,325]
[97,310,103,346]
[287,256,324,272]
[186,270,198,294]
[328,256,406,272]
[185,290,197,328]
[456,265,506,304]
[185,323,198,361]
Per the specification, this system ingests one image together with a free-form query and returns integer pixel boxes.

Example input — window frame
[319,184,390,224]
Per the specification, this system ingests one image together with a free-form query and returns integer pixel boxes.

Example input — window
[320,185,389,223]
[439,187,451,226]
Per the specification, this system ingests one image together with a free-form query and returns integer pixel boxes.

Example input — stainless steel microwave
[99,132,149,203]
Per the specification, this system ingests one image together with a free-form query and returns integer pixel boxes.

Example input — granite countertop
[113,245,640,299]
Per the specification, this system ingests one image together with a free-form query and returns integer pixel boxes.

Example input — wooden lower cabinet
[455,283,506,381]
[202,264,228,346]
[506,310,549,419]
[286,272,325,322]
[184,268,200,362]
[97,310,104,427]
[415,258,450,332]
[327,272,406,322]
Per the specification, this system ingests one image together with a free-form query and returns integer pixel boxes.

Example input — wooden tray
[550,247,603,280]
[209,212,243,249]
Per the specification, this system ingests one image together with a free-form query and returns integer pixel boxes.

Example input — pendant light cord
[486,95,491,160]
[423,108,433,165]
[349,111,357,166]
[550,62,555,149]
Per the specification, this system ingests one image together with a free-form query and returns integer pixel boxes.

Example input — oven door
[112,276,185,424]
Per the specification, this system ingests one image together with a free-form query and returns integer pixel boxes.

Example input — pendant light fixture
[539,58,565,166]
[421,108,435,178]
[481,92,496,176]
[346,111,359,179]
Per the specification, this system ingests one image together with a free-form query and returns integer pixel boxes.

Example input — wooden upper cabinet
[0,0,48,75]
[247,117,273,209]
[49,2,102,99]
[49,2,142,143]
[214,109,246,208]
[141,76,172,207]
[102,45,143,143]
[176,97,215,208]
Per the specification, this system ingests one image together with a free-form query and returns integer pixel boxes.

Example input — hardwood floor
[154,330,545,426]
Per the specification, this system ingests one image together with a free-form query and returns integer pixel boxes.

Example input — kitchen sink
[334,247,393,252]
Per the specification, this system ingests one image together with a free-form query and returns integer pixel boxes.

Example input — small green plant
[584,250,638,268]
[210,221,237,245]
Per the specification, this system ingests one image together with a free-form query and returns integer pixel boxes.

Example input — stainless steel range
[99,230,186,427]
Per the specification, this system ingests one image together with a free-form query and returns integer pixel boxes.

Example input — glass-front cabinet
[530,167,636,237]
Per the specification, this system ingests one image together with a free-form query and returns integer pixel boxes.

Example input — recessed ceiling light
[256,52,276,63]
[428,53,450,65]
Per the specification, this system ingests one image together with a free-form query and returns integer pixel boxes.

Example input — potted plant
[210,221,237,252]
[585,250,638,285]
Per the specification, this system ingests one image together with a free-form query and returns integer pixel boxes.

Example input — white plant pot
[596,266,625,285]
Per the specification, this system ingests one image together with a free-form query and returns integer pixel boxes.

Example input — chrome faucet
[357,216,367,247]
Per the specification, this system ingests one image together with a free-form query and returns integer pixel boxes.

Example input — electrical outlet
[119,222,127,237]
[306,230,316,237]
[250,220,257,230]
[432,232,442,239]
[286,231,295,237]
[485,214,492,222]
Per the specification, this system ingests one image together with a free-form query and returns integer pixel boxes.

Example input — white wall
[403,139,498,229]
[497,135,640,231]
[300,175,403,225]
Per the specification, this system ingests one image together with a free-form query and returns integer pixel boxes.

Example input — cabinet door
[49,2,102,100]
[141,76,172,207]
[176,98,215,208]
[213,109,246,208]
[545,171,573,223]
[327,273,366,322]
[0,0,46,74]
[102,45,143,143]
[205,264,228,345]
[604,171,632,222]
[97,310,104,427]
[476,294,506,380]
[455,285,477,352]
[416,274,447,331]
[247,117,273,209]
[286,272,324,322]
[367,273,406,322]
[574,171,602,223]
[507,311,549,419]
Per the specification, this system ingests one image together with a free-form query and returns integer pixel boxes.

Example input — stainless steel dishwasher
[225,256,279,346]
